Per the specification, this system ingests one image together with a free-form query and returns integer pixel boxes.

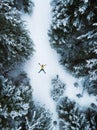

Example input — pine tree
[25,104,51,130]
[51,75,66,101]
[49,0,97,77]
[0,0,34,74]
[0,73,52,130]
[0,72,33,129]
[14,0,34,13]
[57,97,96,130]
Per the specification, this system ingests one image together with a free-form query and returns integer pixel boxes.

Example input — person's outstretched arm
[38,63,41,66]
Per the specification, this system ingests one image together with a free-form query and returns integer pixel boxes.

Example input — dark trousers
[38,69,46,73]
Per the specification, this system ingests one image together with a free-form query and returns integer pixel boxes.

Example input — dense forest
[0,0,51,129]
[49,0,97,129]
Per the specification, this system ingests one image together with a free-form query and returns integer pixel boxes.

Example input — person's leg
[42,69,46,74]
[38,69,42,73]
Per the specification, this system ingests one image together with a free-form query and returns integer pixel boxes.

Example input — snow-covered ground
[22,0,97,129]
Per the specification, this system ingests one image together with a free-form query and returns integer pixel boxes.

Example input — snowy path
[22,0,97,129]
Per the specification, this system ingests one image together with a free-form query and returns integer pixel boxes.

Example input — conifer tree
[0,0,34,73]
[14,0,34,13]
[49,0,97,77]
[51,75,66,101]
[57,97,96,130]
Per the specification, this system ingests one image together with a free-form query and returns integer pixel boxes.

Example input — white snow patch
[85,0,88,2]
[93,23,97,26]
[78,93,97,107]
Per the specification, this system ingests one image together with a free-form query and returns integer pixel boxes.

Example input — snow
[79,6,86,14]
[86,59,97,69]
[63,17,69,26]
[93,23,97,26]
[77,31,93,39]
[85,0,88,3]
[22,0,97,128]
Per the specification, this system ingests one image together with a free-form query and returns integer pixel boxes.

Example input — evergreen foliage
[0,0,34,73]
[0,73,32,129]
[25,104,51,130]
[51,76,97,129]
[14,0,34,13]
[51,75,66,101]
[0,73,52,130]
[82,76,97,96]
[57,97,96,130]
[49,0,97,77]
